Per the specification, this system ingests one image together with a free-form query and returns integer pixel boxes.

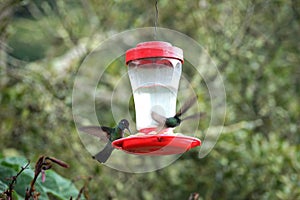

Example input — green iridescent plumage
[165,116,181,128]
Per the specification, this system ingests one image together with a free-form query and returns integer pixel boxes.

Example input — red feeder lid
[112,134,201,155]
[125,41,184,64]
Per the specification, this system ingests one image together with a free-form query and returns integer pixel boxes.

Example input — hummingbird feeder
[112,41,201,155]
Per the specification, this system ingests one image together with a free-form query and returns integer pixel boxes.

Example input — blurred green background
[0,0,299,199]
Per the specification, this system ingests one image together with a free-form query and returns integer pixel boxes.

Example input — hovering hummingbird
[79,119,131,163]
[151,96,205,130]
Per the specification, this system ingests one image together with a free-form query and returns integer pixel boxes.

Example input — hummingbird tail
[93,142,114,163]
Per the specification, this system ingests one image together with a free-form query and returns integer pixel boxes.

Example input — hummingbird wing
[151,111,168,132]
[78,126,112,142]
[151,111,167,125]
[181,112,206,121]
[175,96,198,117]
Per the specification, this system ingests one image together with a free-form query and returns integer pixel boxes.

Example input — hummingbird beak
[126,128,132,135]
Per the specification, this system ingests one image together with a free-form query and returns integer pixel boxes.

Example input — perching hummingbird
[79,119,131,163]
[151,96,205,130]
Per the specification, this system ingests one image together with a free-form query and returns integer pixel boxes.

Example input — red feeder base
[112,134,201,155]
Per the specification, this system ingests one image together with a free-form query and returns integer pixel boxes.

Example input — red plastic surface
[125,41,184,64]
[112,134,201,155]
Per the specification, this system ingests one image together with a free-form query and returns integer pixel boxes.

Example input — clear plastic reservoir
[128,58,182,131]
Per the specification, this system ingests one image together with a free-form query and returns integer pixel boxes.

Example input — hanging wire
[154,0,158,40]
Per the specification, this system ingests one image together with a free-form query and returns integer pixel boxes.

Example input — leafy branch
[2,161,30,200]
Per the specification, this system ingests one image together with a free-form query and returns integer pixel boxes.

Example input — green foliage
[0,156,81,200]
[0,0,299,199]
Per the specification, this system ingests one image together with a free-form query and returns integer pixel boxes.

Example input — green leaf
[0,157,30,171]
[0,179,8,192]
[39,170,80,200]
[12,190,22,200]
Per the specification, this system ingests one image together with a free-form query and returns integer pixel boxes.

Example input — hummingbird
[79,119,131,163]
[151,96,205,130]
